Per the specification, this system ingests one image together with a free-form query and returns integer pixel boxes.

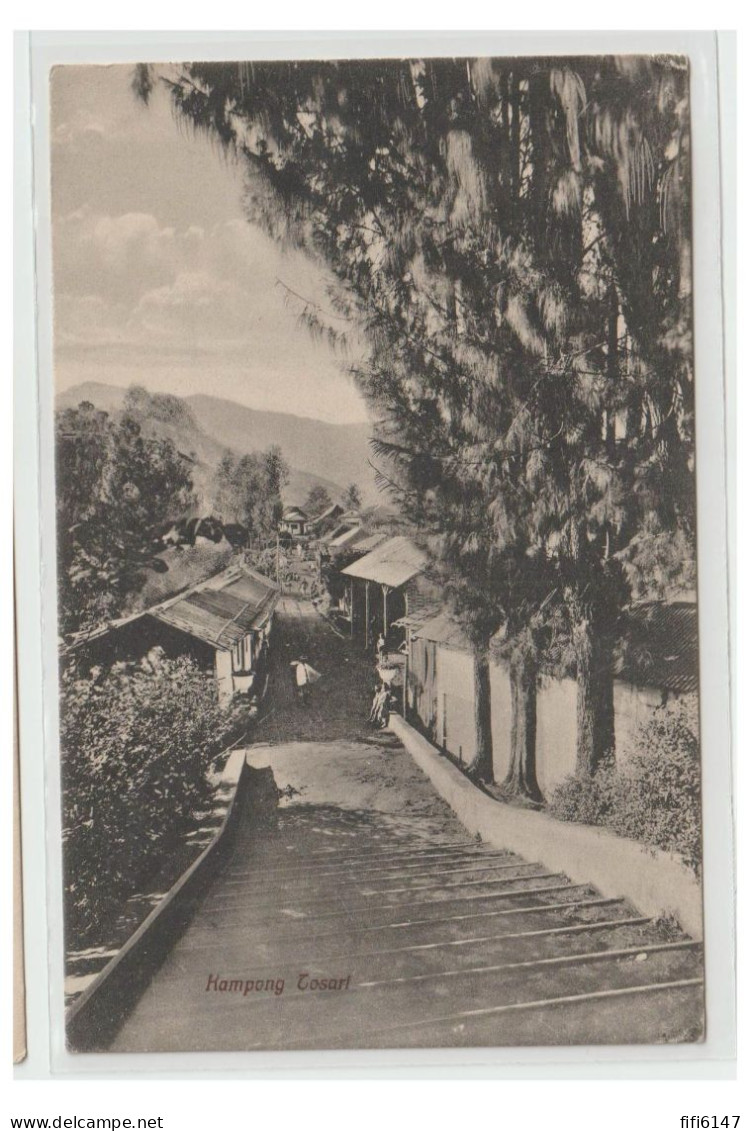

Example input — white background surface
[5,9,743,1128]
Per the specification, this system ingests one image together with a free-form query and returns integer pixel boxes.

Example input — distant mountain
[185,394,376,505]
[57,381,128,415]
[55,382,373,506]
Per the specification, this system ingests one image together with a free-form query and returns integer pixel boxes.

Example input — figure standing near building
[369,682,390,729]
[376,632,386,665]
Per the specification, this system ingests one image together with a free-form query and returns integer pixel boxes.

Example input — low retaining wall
[66,748,252,1052]
[390,715,704,940]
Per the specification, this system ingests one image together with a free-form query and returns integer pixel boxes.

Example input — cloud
[53,208,354,364]
[53,109,108,146]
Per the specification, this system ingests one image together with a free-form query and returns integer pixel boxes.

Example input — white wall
[415,645,677,800]
[489,661,512,782]
[391,715,703,939]
[435,646,476,766]
[490,664,578,793]
[614,679,664,759]
[214,649,234,705]
[536,675,579,793]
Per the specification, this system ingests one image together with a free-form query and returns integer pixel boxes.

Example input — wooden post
[349,578,355,638]
[403,634,409,717]
[382,584,389,638]
[365,580,371,650]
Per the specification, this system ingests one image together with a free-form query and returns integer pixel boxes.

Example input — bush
[545,756,616,826]
[547,695,702,875]
[60,650,244,946]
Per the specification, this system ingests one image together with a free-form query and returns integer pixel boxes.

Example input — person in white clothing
[290,660,310,703]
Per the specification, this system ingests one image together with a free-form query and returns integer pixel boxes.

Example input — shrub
[547,695,702,875]
[60,650,244,946]
[546,756,616,827]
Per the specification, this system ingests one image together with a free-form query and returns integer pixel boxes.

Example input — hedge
[547,694,702,875]
[60,650,244,946]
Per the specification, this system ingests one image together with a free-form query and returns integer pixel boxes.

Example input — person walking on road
[290,659,321,705]
[290,660,310,704]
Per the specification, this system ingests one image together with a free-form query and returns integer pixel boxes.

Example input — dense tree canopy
[304,484,334,516]
[56,401,195,637]
[343,483,363,510]
[141,55,695,783]
[211,444,289,542]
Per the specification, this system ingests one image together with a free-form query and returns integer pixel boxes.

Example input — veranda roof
[340,535,426,589]
[411,612,471,650]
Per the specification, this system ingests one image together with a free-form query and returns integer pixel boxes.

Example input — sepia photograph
[49,53,706,1055]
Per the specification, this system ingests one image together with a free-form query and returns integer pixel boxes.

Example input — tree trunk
[467,647,494,784]
[573,616,615,777]
[502,648,542,803]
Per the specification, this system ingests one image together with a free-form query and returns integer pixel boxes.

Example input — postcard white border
[14,28,735,1079]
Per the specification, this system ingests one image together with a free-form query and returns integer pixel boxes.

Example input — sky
[50,65,369,425]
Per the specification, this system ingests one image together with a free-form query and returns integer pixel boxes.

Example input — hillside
[55,382,359,506]
[186,393,376,504]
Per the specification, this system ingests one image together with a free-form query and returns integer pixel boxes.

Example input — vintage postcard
[46,53,711,1055]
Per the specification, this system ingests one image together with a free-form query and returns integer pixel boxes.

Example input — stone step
[143,914,665,996]
[221,850,528,889]
[119,968,703,1054]
[189,877,595,940]
[154,942,702,1050]
[251,838,482,863]
[319,981,706,1050]
[172,896,631,962]
[224,843,516,880]
[203,865,557,914]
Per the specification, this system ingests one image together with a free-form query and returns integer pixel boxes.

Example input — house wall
[407,636,438,738]
[534,676,579,792]
[614,679,665,757]
[492,665,578,793]
[215,649,234,705]
[435,646,476,765]
[410,640,682,798]
[490,661,512,781]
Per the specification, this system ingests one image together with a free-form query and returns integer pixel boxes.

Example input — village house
[339,535,427,651]
[404,599,699,794]
[67,563,279,706]
[317,529,389,604]
[278,507,309,537]
[306,502,351,537]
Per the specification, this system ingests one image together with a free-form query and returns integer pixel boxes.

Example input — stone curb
[389,714,704,940]
[65,747,252,1052]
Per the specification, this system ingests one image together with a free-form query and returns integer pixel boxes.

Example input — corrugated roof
[341,536,426,588]
[308,502,345,526]
[352,531,389,554]
[152,565,278,649]
[412,612,471,650]
[328,526,367,549]
[282,507,307,521]
[615,601,698,694]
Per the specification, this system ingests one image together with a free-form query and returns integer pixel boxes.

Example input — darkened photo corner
[52,56,704,1053]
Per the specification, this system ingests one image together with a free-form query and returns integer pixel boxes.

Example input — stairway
[111,792,704,1052]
